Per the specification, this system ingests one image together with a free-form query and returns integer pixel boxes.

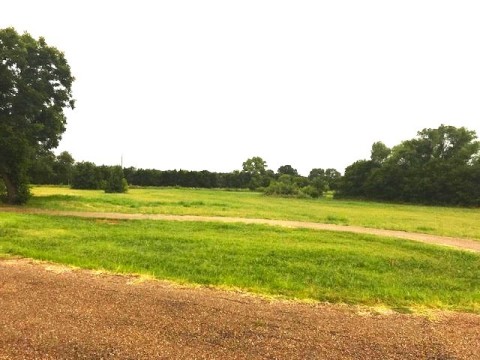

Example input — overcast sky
[3,1,480,175]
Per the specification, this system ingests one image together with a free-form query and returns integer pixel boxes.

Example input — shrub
[105,166,128,193]
[300,185,322,198]
[264,175,300,197]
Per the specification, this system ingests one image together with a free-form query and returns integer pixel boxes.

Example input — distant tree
[405,125,478,164]
[324,168,341,190]
[0,28,75,204]
[242,156,267,176]
[28,151,56,184]
[308,168,341,193]
[97,165,113,188]
[53,151,75,185]
[242,156,271,189]
[308,168,327,194]
[28,150,75,185]
[336,160,377,198]
[220,170,251,189]
[308,168,325,180]
[277,165,298,177]
[370,142,391,164]
[293,175,310,188]
[123,166,136,183]
[71,162,102,190]
[104,166,128,193]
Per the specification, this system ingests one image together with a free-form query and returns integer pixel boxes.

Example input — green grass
[21,186,480,240]
[1,212,478,312]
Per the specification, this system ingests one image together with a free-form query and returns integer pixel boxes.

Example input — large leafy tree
[381,125,480,204]
[324,168,341,190]
[241,156,271,189]
[338,125,480,205]
[0,28,74,204]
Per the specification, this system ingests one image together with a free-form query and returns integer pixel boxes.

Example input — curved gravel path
[2,206,480,252]
[1,258,479,359]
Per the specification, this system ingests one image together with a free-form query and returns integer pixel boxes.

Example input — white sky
[3,1,480,175]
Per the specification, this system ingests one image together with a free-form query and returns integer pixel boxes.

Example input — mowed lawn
[0,212,479,313]
[24,186,480,240]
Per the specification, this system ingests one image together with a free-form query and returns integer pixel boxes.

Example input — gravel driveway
[1,258,479,359]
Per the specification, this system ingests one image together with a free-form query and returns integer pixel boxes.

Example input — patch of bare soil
[0,258,479,359]
[2,206,480,253]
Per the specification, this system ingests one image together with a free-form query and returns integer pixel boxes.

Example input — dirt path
[2,206,480,252]
[1,258,479,359]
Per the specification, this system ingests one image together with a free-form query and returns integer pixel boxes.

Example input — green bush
[105,166,128,193]
[264,174,325,199]
[264,175,300,197]
[300,185,322,198]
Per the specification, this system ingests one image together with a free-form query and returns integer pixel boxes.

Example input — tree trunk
[1,174,18,205]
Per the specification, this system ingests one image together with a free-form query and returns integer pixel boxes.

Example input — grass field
[1,210,479,313]
[25,186,480,240]
[2,186,479,313]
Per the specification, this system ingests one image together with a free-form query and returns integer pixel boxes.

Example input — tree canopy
[0,27,74,204]
[241,156,271,189]
[337,125,480,206]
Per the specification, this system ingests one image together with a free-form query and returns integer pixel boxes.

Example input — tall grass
[1,212,478,312]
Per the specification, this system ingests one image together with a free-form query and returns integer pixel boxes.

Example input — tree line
[23,125,480,206]
[336,125,480,206]
[25,151,341,198]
